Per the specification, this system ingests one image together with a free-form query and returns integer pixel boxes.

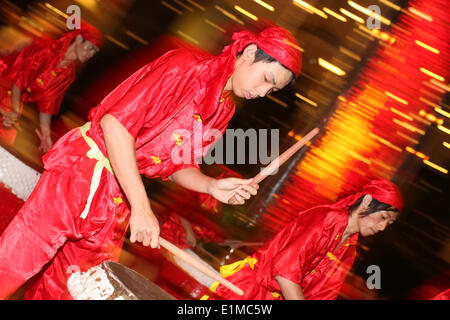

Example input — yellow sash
[78,122,114,219]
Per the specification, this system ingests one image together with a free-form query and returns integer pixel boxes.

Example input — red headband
[362,179,403,212]
[59,21,103,49]
[222,26,302,77]
[332,178,403,212]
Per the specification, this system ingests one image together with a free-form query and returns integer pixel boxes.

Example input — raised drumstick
[159,237,244,296]
[228,127,320,204]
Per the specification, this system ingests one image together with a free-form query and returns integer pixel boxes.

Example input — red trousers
[0,127,130,299]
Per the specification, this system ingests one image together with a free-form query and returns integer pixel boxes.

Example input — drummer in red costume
[0,26,302,299]
[0,22,102,152]
[203,179,403,300]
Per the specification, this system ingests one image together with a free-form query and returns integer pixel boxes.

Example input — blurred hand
[1,110,19,128]
[207,177,259,205]
[129,202,160,248]
[35,129,53,153]
[184,230,197,248]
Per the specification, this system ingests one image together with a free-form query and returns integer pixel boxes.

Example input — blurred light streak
[408,7,433,21]
[405,147,429,160]
[254,0,275,12]
[318,58,346,76]
[215,5,244,25]
[390,108,413,121]
[204,19,225,33]
[435,108,450,119]
[284,39,304,53]
[369,133,402,152]
[44,2,68,18]
[420,68,445,82]
[323,8,347,22]
[393,119,425,135]
[293,1,327,19]
[186,0,205,11]
[423,81,446,94]
[234,5,258,21]
[105,35,129,50]
[174,0,194,12]
[385,91,408,105]
[345,36,367,48]
[419,110,443,125]
[125,30,149,45]
[415,40,440,54]
[340,8,365,24]
[396,131,419,144]
[267,94,287,108]
[409,112,431,126]
[443,142,450,149]
[348,1,391,25]
[295,93,318,107]
[430,79,450,91]
[177,30,199,45]
[353,28,376,42]
[161,1,183,15]
[379,0,401,11]
[423,160,448,174]
[437,125,450,135]
[75,0,98,11]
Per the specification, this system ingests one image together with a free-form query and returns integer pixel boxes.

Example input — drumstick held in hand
[159,237,244,296]
[228,127,320,204]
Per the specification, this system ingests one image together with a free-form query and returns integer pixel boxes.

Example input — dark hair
[349,195,399,216]
[238,44,296,87]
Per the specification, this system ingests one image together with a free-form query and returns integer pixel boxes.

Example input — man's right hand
[129,203,160,248]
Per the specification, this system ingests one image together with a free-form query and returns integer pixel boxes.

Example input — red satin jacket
[211,202,359,300]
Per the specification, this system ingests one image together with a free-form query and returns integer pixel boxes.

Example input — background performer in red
[203,179,403,300]
[0,26,302,299]
[0,22,102,152]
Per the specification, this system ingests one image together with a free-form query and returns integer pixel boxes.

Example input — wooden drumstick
[159,237,244,296]
[228,127,320,204]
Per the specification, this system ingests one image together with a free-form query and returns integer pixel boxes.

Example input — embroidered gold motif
[335,233,340,241]
[173,133,183,146]
[270,292,281,298]
[37,78,44,86]
[27,87,31,92]
[113,197,123,205]
[7,90,11,95]
[194,114,202,122]
[327,252,337,261]
[51,70,57,77]
[151,156,161,165]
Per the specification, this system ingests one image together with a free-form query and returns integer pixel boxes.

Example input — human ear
[361,194,372,210]
[75,34,84,44]
[242,44,258,64]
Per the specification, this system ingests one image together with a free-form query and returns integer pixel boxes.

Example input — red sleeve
[89,49,202,140]
[3,43,43,91]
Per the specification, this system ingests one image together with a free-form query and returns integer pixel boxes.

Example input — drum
[67,261,176,300]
